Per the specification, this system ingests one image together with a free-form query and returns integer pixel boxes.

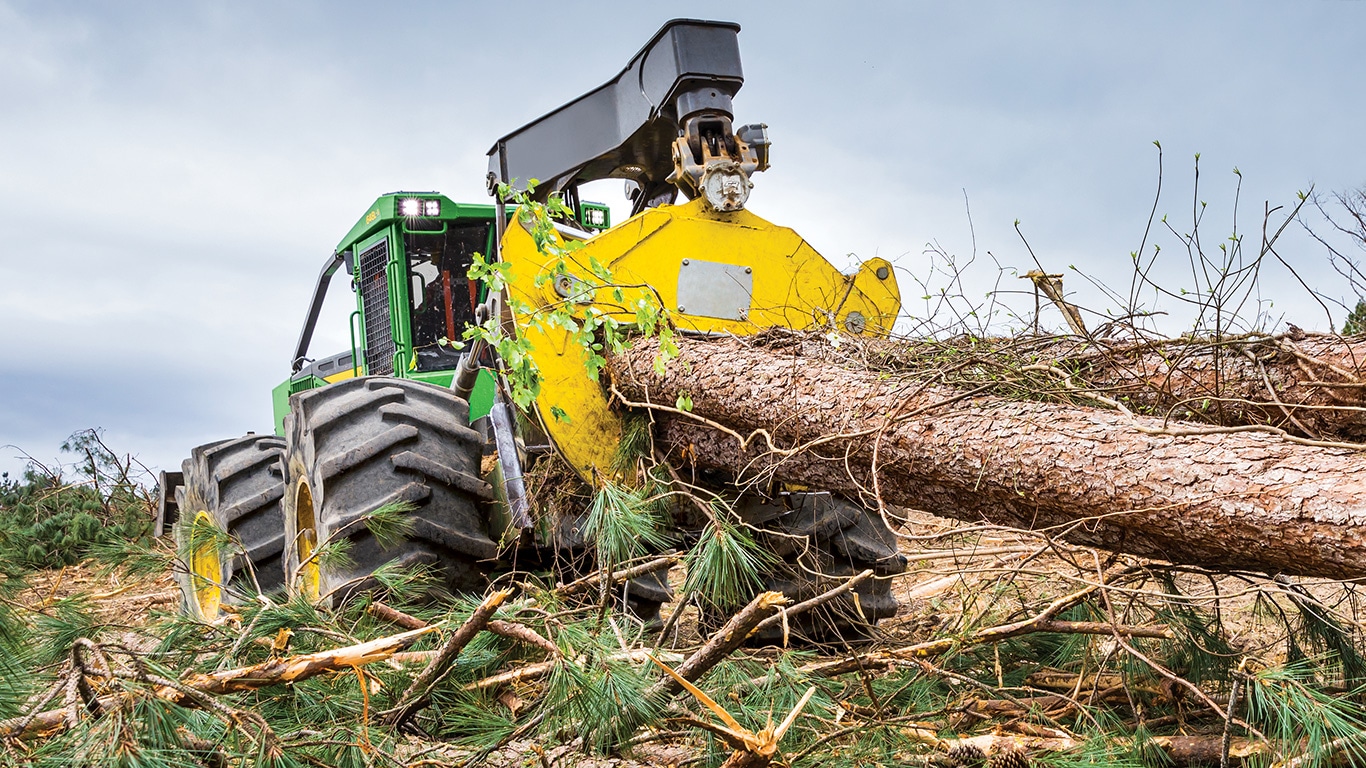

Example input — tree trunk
[858,332,1366,441]
[608,336,1366,580]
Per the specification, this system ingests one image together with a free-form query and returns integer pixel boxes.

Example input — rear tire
[173,434,287,622]
[282,377,497,607]
[747,492,907,641]
[549,510,674,626]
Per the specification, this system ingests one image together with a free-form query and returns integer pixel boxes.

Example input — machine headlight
[399,198,422,217]
[701,163,752,212]
[423,199,441,216]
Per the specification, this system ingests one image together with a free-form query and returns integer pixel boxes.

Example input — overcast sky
[3,1,1365,481]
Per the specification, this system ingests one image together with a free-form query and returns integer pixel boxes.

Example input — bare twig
[650,591,789,701]
[556,552,681,597]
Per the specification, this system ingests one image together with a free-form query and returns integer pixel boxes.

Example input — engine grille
[358,239,394,376]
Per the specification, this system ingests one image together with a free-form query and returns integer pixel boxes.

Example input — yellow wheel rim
[295,481,321,602]
[189,510,222,619]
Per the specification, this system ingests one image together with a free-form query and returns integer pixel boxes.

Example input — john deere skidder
[162,19,907,636]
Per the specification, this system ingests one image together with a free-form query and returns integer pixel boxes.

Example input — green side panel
[407,369,455,389]
[271,375,328,436]
[408,368,497,421]
[468,369,495,421]
[354,227,399,377]
[271,378,291,436]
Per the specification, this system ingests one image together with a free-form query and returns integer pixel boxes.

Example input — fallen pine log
[855,332,1366,442]
[1044,332,1366,441]
[610,336,1366,580]
[794,331,1366,442]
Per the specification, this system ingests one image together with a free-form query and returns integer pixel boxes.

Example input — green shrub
[0,430,154,573]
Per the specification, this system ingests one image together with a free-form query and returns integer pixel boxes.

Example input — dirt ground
[18,560,178,644]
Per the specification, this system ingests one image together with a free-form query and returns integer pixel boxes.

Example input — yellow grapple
[500,196,901,484]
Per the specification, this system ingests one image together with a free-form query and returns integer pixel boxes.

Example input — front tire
[282,377,497,607]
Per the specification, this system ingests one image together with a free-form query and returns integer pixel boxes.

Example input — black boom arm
[486,19,768,216]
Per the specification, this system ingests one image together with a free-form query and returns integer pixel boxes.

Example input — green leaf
[588,256,612,282]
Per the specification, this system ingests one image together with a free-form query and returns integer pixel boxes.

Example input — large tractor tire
[282,377,497,607]
[174,434,287,623]
[745,492,907,641]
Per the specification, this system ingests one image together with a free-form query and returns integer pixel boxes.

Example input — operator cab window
[408,223,490,372]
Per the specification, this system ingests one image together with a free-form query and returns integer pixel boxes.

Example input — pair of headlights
[399,198,441,218]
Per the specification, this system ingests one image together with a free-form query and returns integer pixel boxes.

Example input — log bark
[609,336,1366,580]
[860,333,1366,441]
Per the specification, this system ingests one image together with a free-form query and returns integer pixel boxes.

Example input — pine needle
[683,514,775,611]
[584,481,671,568]
[362,501,419,551]
[1245,659,1366,768]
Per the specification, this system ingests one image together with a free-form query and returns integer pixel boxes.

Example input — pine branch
[777,579,1124,680]
[0,624,440,740]
[555,551,681,597]
[752,568,873,638]
[379,589,510,727]
[650,653,816,768]
[649,590,788,701]
[464,650,684,691]
[486,620,562,657]
[175,624,440,696]
[368,599,560,657]
[367,600,428,630]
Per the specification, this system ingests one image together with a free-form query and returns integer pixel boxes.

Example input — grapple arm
[486,19,766,215]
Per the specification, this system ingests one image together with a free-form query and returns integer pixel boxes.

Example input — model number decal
[365,208,379,224]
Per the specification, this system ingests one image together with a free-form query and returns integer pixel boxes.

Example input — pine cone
[947,742,986,768]
[987,749,1029,768]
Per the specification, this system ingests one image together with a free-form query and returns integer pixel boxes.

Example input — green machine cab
[272,192,608,435]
